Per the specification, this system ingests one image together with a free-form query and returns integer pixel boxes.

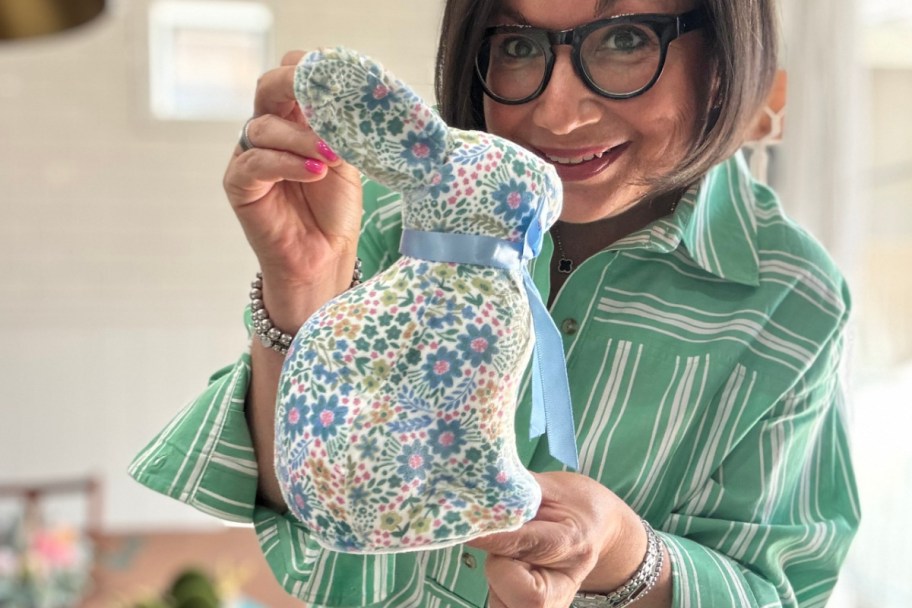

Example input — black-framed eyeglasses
[474,8,708,104]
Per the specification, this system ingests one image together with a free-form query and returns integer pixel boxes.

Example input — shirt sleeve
[128,311,407,607]
[129,178,409,606]
[659,318,861,607]
[127,348,259,523]
[253,507,411,607]
[128,177,403,517]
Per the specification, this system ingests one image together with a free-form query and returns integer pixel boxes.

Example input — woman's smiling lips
[534,143,631,181]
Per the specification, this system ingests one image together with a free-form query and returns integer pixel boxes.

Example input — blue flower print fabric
[274,47,570,554]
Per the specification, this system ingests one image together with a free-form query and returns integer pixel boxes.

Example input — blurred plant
[0,516,93,608]
[131,569,221,608]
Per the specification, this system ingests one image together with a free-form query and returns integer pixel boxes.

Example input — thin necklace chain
[551,196,681,275]
[552,226,575,274]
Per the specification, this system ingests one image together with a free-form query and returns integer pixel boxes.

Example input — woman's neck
[547,190,681,306]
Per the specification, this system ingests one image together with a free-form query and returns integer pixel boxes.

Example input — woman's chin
[557,165,658,223]
[558,190,639,223]
[557,207,610,224]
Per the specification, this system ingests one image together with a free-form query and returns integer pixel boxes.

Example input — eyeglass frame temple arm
[678,8,708,37]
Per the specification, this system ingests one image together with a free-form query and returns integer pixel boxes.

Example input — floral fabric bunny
[274,47,577,554]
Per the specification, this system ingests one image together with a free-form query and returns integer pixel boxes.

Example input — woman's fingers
[227,148,326,206]
[280,49,306,66]
[487,586,508,608]
[235,114,340,166]
[226,118,362,227]
[485,555,578,608]
[253,64,301,120]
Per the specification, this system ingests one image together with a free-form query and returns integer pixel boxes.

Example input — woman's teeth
[546,150,606,165]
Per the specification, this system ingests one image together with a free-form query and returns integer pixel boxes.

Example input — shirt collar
[611,152,761,287]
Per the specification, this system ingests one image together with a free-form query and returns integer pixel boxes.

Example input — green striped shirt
[129,152,859,607]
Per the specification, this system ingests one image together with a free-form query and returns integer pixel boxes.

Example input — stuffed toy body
[274,48,577,554]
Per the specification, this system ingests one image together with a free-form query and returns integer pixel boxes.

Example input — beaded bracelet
[250,258,363,356]
[571,518,664,608]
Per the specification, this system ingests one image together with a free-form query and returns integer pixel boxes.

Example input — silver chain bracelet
[250,258,363,356]
[571,518,665,608]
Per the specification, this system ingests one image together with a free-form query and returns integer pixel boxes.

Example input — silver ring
[238,118,255,152]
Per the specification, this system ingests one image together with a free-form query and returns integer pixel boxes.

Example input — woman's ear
[745,69,787,143]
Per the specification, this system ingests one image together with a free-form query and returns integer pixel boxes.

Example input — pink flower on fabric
[428,419,466,457]
[400,129,443,170]
[458,324,500,366]
[396,441,431,482]
[284,394,310,436]
[412,142,430,158]
[373,84,389,100]
[310,395,348,440]
[422,347,462,389]
[493,179,533,222]
[361,70,395,110]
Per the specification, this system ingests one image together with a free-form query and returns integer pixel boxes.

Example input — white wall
[0,0,443,530]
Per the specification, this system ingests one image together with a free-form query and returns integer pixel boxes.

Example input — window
[148,0,273,121]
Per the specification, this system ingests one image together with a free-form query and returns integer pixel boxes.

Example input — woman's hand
[229,50,364,512]
[224,50,363,330]
[467,471,669,608]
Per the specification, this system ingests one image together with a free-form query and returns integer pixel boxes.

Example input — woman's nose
[531,48,602,135]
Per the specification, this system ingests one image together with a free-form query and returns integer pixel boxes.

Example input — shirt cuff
[659,532,779,608]
[253,506,404,607]
[128,353,258,523]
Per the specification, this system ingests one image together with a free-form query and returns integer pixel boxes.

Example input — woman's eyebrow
[492,5,529,25]
[494,0,638,27]
[596,0,621,15]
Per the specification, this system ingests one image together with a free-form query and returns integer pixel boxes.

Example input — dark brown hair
[434,0,780,193]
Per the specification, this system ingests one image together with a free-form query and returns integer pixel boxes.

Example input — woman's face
[483,0,712,223]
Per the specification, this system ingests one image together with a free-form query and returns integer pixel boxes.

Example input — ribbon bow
[399,215,579,470]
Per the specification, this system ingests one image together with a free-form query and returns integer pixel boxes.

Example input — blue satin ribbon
[400,227,579,470]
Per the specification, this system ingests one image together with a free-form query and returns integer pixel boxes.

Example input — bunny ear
[295,48,450,195]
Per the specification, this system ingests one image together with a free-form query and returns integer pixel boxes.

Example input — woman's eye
[600,26,649,52]
[500,35,541,59]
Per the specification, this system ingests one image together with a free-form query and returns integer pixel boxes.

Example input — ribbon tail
[529,355,546,439]
[522,271,579,470]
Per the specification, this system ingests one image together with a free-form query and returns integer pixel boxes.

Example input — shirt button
[461,552,477,569]
[560,318,579,335]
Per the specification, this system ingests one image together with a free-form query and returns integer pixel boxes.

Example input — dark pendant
[558,258,574,274]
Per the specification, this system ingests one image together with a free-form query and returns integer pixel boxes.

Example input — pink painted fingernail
[304,158,326,174]
[316,140,339,162]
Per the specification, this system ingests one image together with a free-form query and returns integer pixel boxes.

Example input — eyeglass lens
[478,21,663,101]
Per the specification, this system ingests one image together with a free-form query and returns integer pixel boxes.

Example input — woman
[130,0,860,606]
